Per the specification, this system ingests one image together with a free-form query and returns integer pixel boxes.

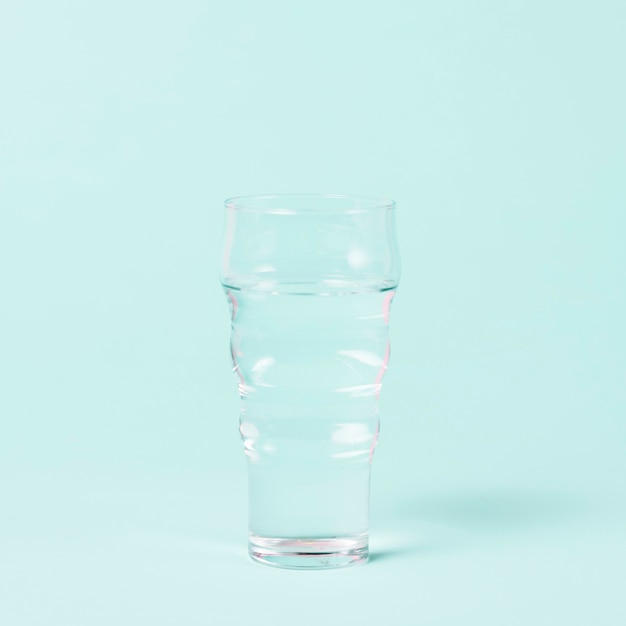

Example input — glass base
[249,533,369,570]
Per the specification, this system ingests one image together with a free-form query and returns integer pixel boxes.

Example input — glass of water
[219,194,401,569]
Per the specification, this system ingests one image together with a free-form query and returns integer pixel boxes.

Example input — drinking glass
[219,194,400,569]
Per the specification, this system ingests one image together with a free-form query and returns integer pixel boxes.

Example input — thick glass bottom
[248,533,369,570]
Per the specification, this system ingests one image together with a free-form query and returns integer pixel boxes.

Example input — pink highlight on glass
[368,421,380,463]
[227,289,239,320]
[382,290,395,324]
[374,341,390,400]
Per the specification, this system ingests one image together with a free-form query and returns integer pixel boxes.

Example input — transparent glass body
[219,194,400,569]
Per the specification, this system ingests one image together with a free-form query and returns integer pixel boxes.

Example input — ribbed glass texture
[220,194,400,569]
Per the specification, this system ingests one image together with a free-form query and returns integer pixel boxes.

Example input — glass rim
[224,193,396,214]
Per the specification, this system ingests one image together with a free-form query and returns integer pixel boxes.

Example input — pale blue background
[1,1,625,624]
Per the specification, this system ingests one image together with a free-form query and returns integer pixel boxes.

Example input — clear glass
[219,194,401,569]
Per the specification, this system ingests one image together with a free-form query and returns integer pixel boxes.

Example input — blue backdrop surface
[1,1,624,624]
